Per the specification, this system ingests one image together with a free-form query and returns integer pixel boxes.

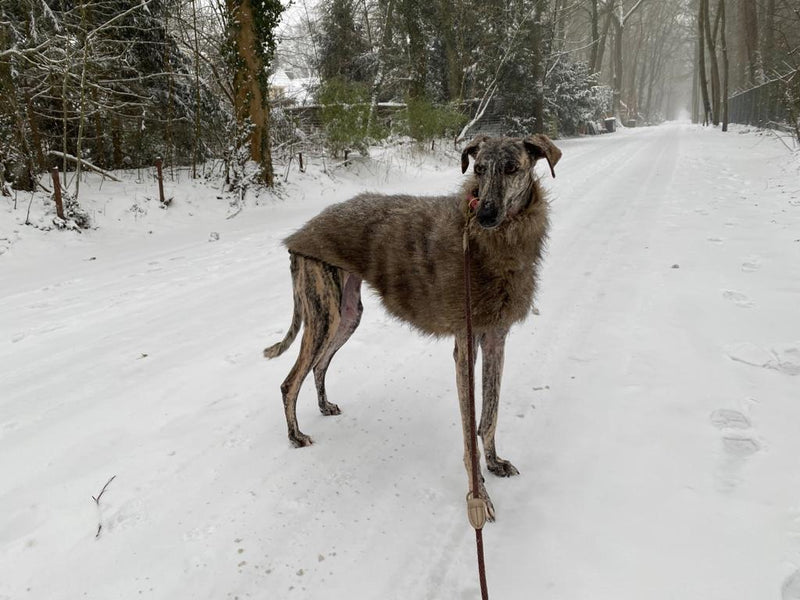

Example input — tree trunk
[1,54,36,191]
[741,0,761,85]
[112,115,123,169]
[610,1,647,120]
[762,0,775,77]
[164,9,175,177]
[531,0,547,132]
[594,2,614,74]
[227,0,275,186]
[719,0,729,131]
[698,0,711,125]
[691,36,699,122]
[436,0,463,101]
[612,16,623,117]
[367,0,395,133]
[628,21,647,120]
[61,58,70,186]
[403,0,426,99]
[74,0,91,198]
[25,95,46,172]
[589,0,600,72]
[192,0,201,179]
[703,0,721,126]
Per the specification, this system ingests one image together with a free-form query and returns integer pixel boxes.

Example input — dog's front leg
[479,328,520,477]
[454,333,496,521]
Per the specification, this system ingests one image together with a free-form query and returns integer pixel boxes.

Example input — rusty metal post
[51,167,65,219]
[155,158,165,205]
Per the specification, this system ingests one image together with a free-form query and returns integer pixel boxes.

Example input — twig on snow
[768,128,799,154]
[92,474,116,539]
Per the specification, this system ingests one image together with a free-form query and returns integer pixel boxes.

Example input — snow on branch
[456,82,498,144]
[48,151,122,182]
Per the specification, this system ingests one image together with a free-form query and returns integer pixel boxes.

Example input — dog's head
[461,135,562,229]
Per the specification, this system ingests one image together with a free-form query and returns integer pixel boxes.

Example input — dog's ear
[523,134,562,178]
[461,135,489,174]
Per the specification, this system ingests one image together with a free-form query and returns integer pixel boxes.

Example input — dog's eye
[474,164,486,176]
[505,162,519,174]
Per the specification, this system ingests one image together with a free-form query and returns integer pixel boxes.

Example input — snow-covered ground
[2,123,799,600]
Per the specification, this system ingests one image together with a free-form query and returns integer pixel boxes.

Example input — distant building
[270,68,318,106]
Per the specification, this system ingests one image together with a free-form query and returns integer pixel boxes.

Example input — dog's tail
[263,254,303,359]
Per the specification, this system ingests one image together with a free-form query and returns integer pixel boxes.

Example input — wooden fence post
[51,167,65,219]
[155,158,165,205]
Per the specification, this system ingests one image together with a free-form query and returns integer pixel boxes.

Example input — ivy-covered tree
[226,0,284,186]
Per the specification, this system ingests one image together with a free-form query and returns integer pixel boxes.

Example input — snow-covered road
[2,124,799,599]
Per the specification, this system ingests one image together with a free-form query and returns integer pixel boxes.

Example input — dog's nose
[476,205,502,229]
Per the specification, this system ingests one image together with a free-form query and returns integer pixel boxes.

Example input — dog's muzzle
[475,203,502,229]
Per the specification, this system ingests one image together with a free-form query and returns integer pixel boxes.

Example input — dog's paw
[485,495,496,522]
[478,484,496,522]
[289,432,313,448]
[319,402,341,416]
[487,458,520,478]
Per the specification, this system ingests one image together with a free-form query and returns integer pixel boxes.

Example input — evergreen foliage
[315,0,372,84]
[544,60,612,137]
[317,77,382,156]
[401,98,467,142]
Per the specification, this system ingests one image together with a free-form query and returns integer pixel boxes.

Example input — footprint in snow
[722,290,755,308]
[783,570,800,600]
[710,409,750,430]
[721,436,760,457]
[710,407,761,492]
[722,290,754,308]
[725,342,800,376]
[741,257,761,272]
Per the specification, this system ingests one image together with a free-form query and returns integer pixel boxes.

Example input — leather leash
[463,199,489,600]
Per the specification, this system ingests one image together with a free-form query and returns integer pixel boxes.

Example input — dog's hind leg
[454,332,495,521]
[280,258,343,447]
[479,328,519,477]
[313,273,363,415]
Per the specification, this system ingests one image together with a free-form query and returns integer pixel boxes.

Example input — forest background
[1,0,799,200]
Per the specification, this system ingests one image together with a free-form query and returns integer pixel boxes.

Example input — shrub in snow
[51,192,92,230]
[497,58,612,138]
[396,98,467,143]
[317,78,387,157]
[543,60,612,137]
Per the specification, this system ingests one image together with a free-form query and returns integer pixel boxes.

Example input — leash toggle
[467,492,488,530]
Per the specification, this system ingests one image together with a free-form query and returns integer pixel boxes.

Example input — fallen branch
[456,81,498,144]
[768,128,799,154]
[92,474,116,539]
[48,151,122,182]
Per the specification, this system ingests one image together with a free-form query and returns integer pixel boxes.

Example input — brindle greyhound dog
[265,134,562,518]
